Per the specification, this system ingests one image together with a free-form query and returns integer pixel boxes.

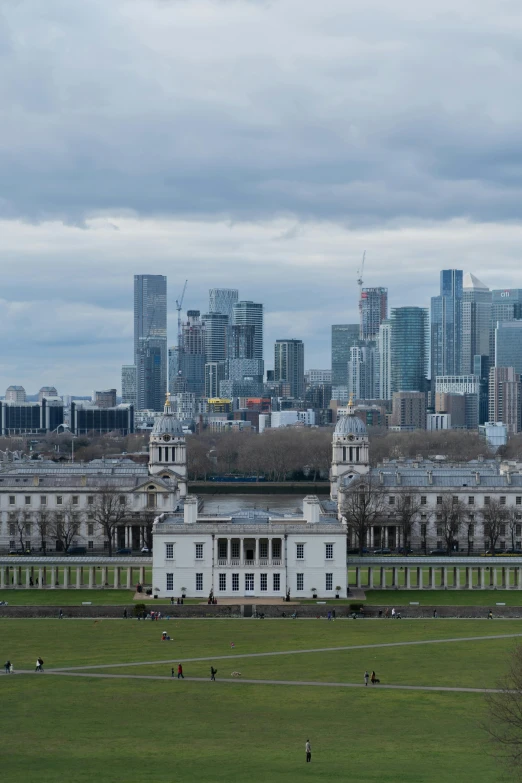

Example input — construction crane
[356,251,366,298]
[176,279,188,346]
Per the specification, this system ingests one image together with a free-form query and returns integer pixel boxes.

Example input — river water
[202,494,306,515]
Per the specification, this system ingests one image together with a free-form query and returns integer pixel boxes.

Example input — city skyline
[3,2,522,392]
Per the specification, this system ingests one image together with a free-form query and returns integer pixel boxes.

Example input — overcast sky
[2,0,522,395]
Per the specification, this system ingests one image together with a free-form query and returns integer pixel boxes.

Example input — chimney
[395,472,401,485]
[303,495,320,524]
[379,471,384,485]
[475,472,480,485]
[33,476,39,487]
[427,471,433,485]
[184,495,198,524]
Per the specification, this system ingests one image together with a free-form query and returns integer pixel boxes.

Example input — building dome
[334,414,367,436]
[151,397,184,438]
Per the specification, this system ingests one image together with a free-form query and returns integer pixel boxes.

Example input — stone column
[465,567,471,589]
[0,566,5,589]
[76,568,81,589]
[254,538,259,564]
[429,567,435,589]
[518,568,522,590]
[502,567,507,589]
[25,568,30,588]
[380,567,386,588]
[453,567,458,589]
[391,568,397,588]
[114,567,120,589]
[384,527,389,547]
[126,567,132,589]
[478,568,485,589]
[491,568,496,588]
[370,527,375,548]
[88,567,94,589]
[101,566,108,587]
[405,568,411,589]
[51,567,57,589]
[63,567,69,589]
[38,567,43,589]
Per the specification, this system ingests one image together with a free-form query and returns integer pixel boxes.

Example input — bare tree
[507,507,522,551]
[394,490,422,551]
[11,510,28,552]
[339,475,386,555]
[49,503,81,553]
[34,506,52,554]
[482,499,509,552]
[485,644,522,775]
[91,485,129,556]
[436,494,468,554]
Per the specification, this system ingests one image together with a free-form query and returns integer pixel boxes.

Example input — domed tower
[149,395,187,497]
[330,399,369,500]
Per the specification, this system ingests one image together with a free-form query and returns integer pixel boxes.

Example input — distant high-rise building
[38,386,58,403]
[490,289,522,364]
[70,402,134,436]
[377,320,392,400]
[435,375,480,429]
[5,385,26,403]
[179,311,206,397]
[205,361,226,398]
[202,312,229,363]
[390,307,429,393]
[390,391,426,431]
[348,342,377,401]
[134,275,167,410]
[473,354,490,425]
[232,301,263,359]
[359,288,388,341]
[121,365,136,406]
[274,340,305,399]
[93,389,117,408]
[331,324,359,387]
[495,320,522,375]
[209,289,239,318]
[431,269,463,380]
[489,366,522,434]
[462,273,491,374]
[305,369,332,386]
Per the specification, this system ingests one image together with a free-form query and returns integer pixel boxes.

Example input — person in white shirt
[305,740,311,763]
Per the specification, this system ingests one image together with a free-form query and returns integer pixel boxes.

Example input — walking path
[9,668,506,694]
[43,632,522,673]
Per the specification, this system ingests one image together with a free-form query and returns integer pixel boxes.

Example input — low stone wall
[1,602,522,619]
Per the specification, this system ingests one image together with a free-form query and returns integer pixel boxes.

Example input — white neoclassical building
[152,495,347,599]
[0,398,187,553]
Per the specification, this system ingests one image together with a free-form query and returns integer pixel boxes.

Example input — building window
[88,541,94,550]
[166,543,174,559]
[260,573,267,591]
[9,524,15,536]
[166,573,174,591]
[119,495,126,505]
[245,573,254,591]
[72,496,79,506]
[9,540,15,549]
[272,540,281,559]
[195,543,204,559]
[219,573,226,591]
[296,543,304,560]
[388,496,395,505]
[437,540,443,549]
[500,525,506,536]
[452,496,458,505]
[517,497,522,506]
[437,527,443,537]
[325,543,333,560]
[484,496,490,505]
[24,496,31,505]
[420,496,427,505]
[196,573,203,591]
[259,541,268,558]
[500,496,506,505]
[87,496,94,505]
[500,540,506,549]
[231,540,240,558]
[436,496,442,505]
[25,524,31,535]
[57,496,63,506]
[9,495,15,505]
[273,573,280,591]
[468,497,474,505]
[296,573,304,591]
[232,573,239,592]
[40,496,47,505]
[420,524,427,536]
[147,494,156,508]
[87,524,94,536]
[468,525,475,536]
[326,573,333,591]
[517,525,522,536]
[104,540,109,549]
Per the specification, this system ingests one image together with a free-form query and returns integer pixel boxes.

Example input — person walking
[59,609,63,620]
[364,670,369,686]
[9,663,13,674]
[371,671,376,685]
[171,667,175,678]
[123,608,127,619]
[35,658,41,673]
[391,608,396,619]
[488,610,493,620]
[177,664,184,679]
[305,739,312,763]
[210,666,217,681]
[4,660,10,674]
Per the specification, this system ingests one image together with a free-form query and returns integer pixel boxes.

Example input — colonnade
[351,563,522,590]
[0,563,147,589]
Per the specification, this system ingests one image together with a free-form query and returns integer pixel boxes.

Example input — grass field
[1,618,520,781]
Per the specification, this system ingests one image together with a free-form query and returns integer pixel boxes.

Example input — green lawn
[0,618,515,782]
[362,589,522,606]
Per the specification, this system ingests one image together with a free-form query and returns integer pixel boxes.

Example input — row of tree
[340,478,520,554]
[9,486,155,556]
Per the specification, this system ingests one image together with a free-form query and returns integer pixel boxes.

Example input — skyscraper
[134,275,167,410]
[202,312,229,362]
[390,307,429,393]
[461,273,491,374]
[121,365,136,406]
[232,301,263,359]
[490,289,522,364]
[179,311,206,397]
[331,324,359,387]
[274,339,305,398]
[430,269,463,381]
[495,321,522,375]
[377,320,392,400]
[359,288,388,341]
[348,342,377,400]
[209,289,239,318]
[489,366,522,434]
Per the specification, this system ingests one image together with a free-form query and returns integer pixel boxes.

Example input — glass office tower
[390,307,429,392]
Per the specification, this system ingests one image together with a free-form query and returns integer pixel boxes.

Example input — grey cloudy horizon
[2,0,522,394]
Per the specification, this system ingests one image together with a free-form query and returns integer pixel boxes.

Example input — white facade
[479,422,508,450]
[152,495,347,599]
[426,413,451,431]
[270,410,315,428]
